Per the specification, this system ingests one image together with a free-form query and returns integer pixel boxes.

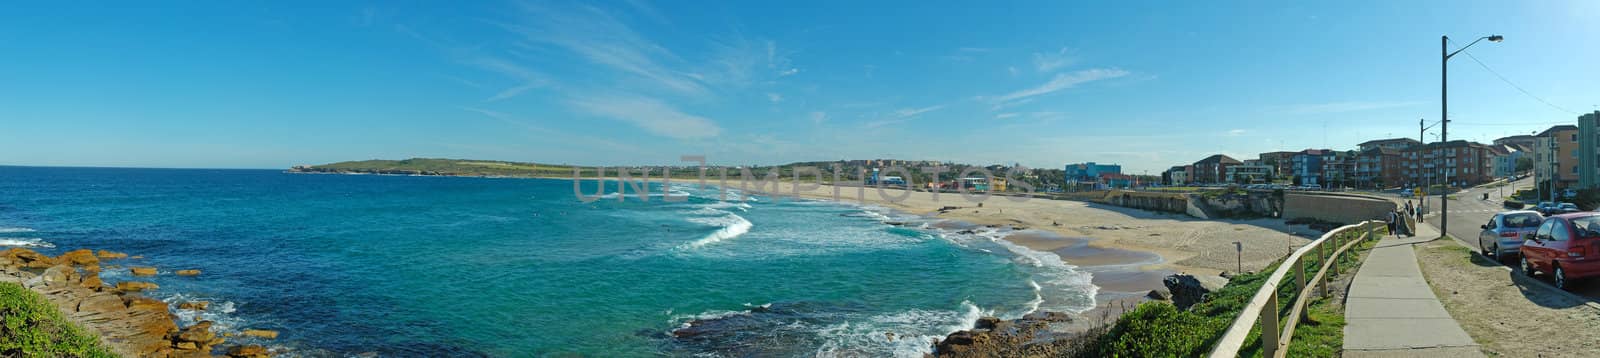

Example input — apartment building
[1400,140,1496,187]
[1536,125,1580,191]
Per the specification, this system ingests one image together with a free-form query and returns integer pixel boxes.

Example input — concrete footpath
[1343,223,1484,357]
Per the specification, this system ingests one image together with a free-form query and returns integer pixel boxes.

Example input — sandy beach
[711,180,1318,297]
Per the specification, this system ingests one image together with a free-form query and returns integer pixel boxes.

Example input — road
[1414,177,1600,299]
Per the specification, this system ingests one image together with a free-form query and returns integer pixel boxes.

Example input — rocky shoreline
[0,247,276,358]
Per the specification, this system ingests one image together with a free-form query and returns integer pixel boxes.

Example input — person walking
[1386,210,1398,237]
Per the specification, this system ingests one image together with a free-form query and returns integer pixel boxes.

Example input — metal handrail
[1208,220,1382,358]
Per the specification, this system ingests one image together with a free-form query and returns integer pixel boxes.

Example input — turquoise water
[0,166,1095,357]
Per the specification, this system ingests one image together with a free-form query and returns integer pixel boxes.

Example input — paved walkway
[1343,222,1484,357]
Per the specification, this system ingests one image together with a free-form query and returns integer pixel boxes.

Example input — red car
[1520,212,1600,289]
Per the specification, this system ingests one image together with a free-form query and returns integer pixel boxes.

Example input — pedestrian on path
[1386,210,1398,236]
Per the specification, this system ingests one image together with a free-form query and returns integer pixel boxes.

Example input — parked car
[1536,202,1558,215]
[1557,203,1581,214]
[1520,213,1600,290]
[1502,199,1525,210]
[1478,211,1542,260]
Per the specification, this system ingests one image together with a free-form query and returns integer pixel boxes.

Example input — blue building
[1290,149,1328,186]
[1064,162,1122,181]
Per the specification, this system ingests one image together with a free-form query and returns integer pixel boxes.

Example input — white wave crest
[0,238,54,248]
[678,212,753,249]
[0,227,36,233]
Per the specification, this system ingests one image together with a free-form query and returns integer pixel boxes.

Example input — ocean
[0,166,1097,357]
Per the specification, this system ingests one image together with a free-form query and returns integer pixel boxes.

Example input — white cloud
[987,68,1129,105]
[1228,129,1247,136]
[767,93,783,103]
[867,105,946,129]
[1032,47,1073,72]
[503,4,709,97]
[808,111,828,124]
[995,113,1021,119]
[464,56,548,102]
[1007,66,1019,76]
[569,95,722,139]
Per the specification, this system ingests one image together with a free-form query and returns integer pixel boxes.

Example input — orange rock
[57,249,99,266]
[130,267,158,276]
[227,345,268,358]
[178,301,210,310]
[117,281,160,292]
[175,269,201,276]
[241,329,279,340]
[96,250,129,259]
[175,341,198,350]
[176,321,216,343]
[76,293,125,314]
[80,273,104,290]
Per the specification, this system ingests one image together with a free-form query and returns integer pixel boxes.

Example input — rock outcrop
[0,247,283,358]
[1162,273,1230,310]
[131,267,159,276]
[930,311,1079,357]
[175,269,201,276]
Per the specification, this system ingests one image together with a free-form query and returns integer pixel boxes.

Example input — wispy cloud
[1032,47,1073,72]
[569,94,721,139]
[1227,129,1247,136]
[959,47,992,53]
[502,3,709,97]
[1269,100,1427,115]
[465,57,548,102]
[766,93,783,103]
[808,111,828,124]
[867,104,946,129]
[986,68,1129,105]
[995,112,1021,119]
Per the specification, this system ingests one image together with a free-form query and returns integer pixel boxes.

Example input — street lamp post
[1440,34,1503,239]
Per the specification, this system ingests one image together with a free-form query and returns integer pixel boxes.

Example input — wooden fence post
[1261,290,1280,358]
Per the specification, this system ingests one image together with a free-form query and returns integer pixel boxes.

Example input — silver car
[1478,210,1543,259]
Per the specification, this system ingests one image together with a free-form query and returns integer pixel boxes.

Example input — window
[1551,220,1572,241]
[1504,213,1542,228]
[1572,216,1600,239]
[1485,218,1497,229]
[1537,220,1554,240]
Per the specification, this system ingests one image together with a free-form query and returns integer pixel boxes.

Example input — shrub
[0,282,115,357]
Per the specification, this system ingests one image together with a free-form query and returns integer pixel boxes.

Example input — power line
[1449,38,1579,115]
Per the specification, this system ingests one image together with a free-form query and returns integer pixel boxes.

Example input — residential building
[1494,134,1539,149]
[1356,147,1403,189]
[1577,111,1600,189]
[1162,165,1191,186]
[1321,150,1358,189]
[1291,149,1328,186]
[1225,164,1273,183]
[1490,144,1528,179]
[1358,138,1422,152]
[1536,125,1580,192]
[1191,154,1241,184]
[1402,140,1496,187]
[1064,162,1121,182]
[1258,151,1296,180]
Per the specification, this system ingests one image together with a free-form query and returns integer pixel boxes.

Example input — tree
[1515,156,1534,173]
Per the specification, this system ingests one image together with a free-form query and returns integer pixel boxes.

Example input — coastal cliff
[0,248,271,358]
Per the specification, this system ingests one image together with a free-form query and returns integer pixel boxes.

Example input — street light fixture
[1439,34,1502,239]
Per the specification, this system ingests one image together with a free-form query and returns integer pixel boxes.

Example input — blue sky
[2,1,1597,174]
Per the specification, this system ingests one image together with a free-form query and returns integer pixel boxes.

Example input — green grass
[1085,228,1382,358]
[0,282,116,357]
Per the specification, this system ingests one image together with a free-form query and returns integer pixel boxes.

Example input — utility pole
[1441,36,1449,238]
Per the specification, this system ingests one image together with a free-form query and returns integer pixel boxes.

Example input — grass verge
[1079,227,1383,357]
[0,282,116,357]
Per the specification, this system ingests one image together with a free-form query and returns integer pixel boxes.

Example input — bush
[0,282,115,357]
[1088,266,1276,357]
